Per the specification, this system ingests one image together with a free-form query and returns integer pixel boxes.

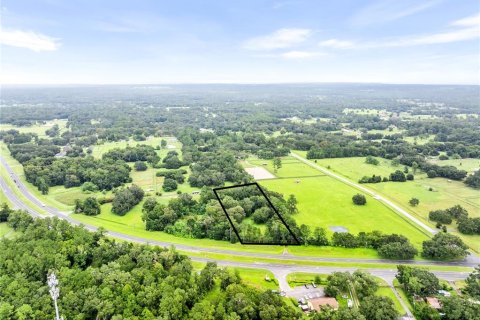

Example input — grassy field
[0,119,68,139]
[245,157,323,178]
[392,279,414,314]
[0,223,15,239]
[91,136,181,159]
[296,154,480,251]
[191,262,278,291]
[232,267,279,290]
[255,156,430,248]
[428,158,480,175]
[286,272,328,287]
[374,277,405,314]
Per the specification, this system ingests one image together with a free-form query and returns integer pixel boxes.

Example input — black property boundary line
[213,182,301,246]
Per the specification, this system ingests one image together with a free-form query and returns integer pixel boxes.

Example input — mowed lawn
[299,155,480,251]
[256,157,429,247]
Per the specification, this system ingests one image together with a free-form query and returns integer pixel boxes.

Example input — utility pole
[47,272,63,320]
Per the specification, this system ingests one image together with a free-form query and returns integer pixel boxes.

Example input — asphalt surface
[0,152,476,316]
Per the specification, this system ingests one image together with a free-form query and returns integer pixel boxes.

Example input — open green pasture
[192,262,278,291]
[232,267,279,290]
[298,155,480,251]
[256,157,429,247]
[313,156,400,182]
[0,119,68,138]
[428,158,480,175]
[91,136,181,159]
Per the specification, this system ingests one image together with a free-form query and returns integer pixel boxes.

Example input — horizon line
[2,81,479,87]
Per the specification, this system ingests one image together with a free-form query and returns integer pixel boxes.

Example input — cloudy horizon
[1,0,479,85]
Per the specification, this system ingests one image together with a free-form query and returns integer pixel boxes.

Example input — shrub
[81,181,99,193]
[112,184,144,216]
[162,178,178,192]
[429,210,452,224]
[352,194,366,205]
[389,170,406,182]
[134,161,148,171]
[74,197,101,216]
[365,156,379,165]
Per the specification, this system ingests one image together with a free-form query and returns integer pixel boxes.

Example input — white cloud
[350,0,441,26]
[321,13,480,49]
[0,28,60,51]
[280,50,320,59]
[319,39,355,49]
[383,26,479,47]
[450,13,480,27]
[244,28,312,50]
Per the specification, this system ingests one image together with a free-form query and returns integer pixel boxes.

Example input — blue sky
[1,0,479,84]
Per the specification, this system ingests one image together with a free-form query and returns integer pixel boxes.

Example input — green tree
[359,296,398,320]
[335,307,366,320]
[352,193,366,205]
[396,265,441,297]
[415,303,440,320]
[389,170,406,182]
[378,241,418,259]
[162,178,178,192]
[325,272,351,297]
[0,203,12,222]
[286,194,298,214]
[352,270,378,300]
[160,139,167,148]
[422,232,469,260]
[134,161,148,171]
[409,197,420,206]
[412,161,419,174]
[189,301,215,320]
[365,156,379,165]
[309,227,329,246]
[82,197,101,216]
[273,157,282,173]
[199,262,218,293]
[440,295,480,319]
[464,266,480,299]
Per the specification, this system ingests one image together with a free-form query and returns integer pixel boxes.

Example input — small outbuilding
[426,297,442,310]
[308,297,339,311]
